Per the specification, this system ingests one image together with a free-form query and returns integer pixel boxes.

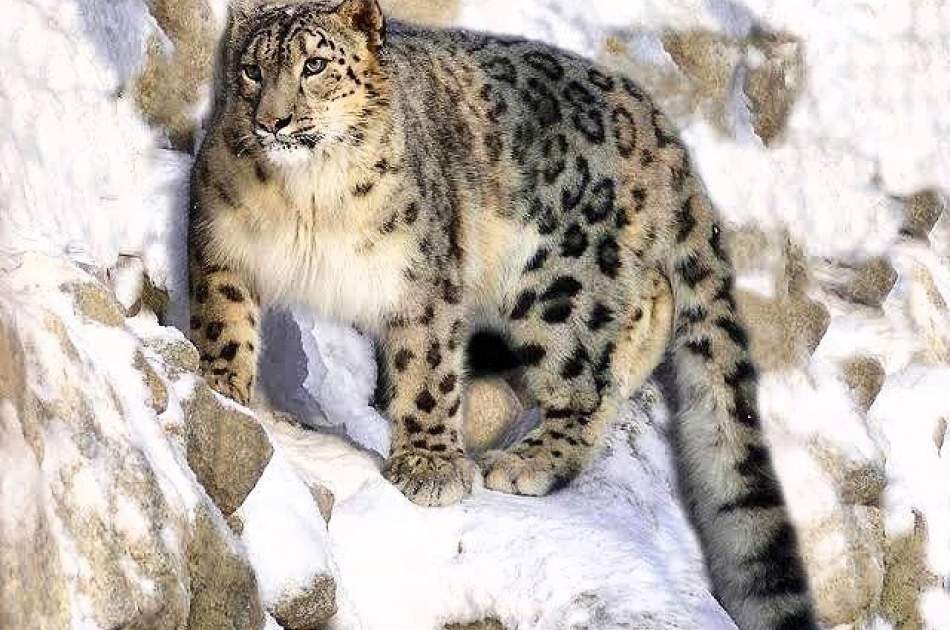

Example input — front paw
[480,448,574,496]
[383,450,475,507]
[203,367,253,406]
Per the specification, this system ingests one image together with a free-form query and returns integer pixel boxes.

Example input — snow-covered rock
[0,255,266,629]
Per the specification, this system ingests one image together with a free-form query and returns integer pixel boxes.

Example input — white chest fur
[209,152,411,332]
[221,215,410,332]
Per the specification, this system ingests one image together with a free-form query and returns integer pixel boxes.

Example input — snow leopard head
[219,0,387,165]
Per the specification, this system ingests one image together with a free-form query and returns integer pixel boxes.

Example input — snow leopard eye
[242,64,262,82]
[302,58,328,77]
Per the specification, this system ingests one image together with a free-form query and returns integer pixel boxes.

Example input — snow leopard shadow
[257,309,325,422]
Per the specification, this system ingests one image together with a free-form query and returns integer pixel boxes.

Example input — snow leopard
[187,1,817,627]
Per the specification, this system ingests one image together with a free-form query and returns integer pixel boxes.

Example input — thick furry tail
[666,186,817,630]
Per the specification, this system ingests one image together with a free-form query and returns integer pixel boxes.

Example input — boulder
[800,506,886,627]
[840,356,886,412]
[743,30,805,144]
[183,382,274,516]
[187,505,266,630]
[271,574,337,630]
[901,189,945,240]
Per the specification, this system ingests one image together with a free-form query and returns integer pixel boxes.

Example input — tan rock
[799,506,885,626]
[183,383,274,515]
[108,254,146,315]
[226,512,245,536]
[820,256,898,308]
[271,574,337,630]
[187,505,265,630]
[1,309,190,630]
[661,29,743,132]
[662,30,742,99]
[68,280,126,326]
[309,483,335,525]
[907,263,950,365]
[0,320,71,630]
[379,0,459,26]
[901,189,945,240]
[134,351,169,414]
[838,464,887,508]
[142,273,171,323]
[737,290,830,371]
[147,337,201,374]
[840,356,886,412]
[809,444,886,507]
[880,511,940,630]
[726,225,773,274]
[135,0,218,150]
[463,377,523,453]
[743,30,805,144]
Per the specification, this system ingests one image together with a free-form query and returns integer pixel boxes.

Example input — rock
[68,280,126,326]
[880,510,940,630]
[183,382,274,515]
[809,444,886,507]
[906,263,950,365]
[934,417,947,454]
[729,232,830,370]
[743,30,805,144]
[726,225,773,274]
[737,290,830,370]
[0,297,190,629]
[840,356,886,412]
[799,506,885,626]
[821,256,898,308]
[445,619,506,630]
[901,189,945,240]
[378,0,459,26]
[226,512,245,536]
[662,30,742,99]
[187,505,266,630]
[661,29,743,132]
[142,273,171,323]
[463,377,524,452]
[135,0,218,150]
[0,319,72,629]
[271,574,337,630]
[838,463,887,507]
[134,350,169,414]
[104,254,168,322]
[309,482,335,525]
[147,337,201,374]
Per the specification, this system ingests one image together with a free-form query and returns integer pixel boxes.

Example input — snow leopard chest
[215,214,411,332]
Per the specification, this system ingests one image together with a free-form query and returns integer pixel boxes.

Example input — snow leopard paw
[383,449,476,507]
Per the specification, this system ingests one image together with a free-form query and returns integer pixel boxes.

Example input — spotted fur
[188,1,816,627]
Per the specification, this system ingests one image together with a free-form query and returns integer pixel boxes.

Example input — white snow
[238,448,338,607]
[263,398,735,630]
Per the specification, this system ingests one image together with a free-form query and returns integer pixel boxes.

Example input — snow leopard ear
[335,0,385,52]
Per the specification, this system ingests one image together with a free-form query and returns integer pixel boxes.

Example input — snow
[238,449,337,607]
[2,0,950,628]
[263,398,734,630]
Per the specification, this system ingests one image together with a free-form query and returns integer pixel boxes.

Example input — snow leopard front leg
[379,273,476,507]
[188,184,262,406]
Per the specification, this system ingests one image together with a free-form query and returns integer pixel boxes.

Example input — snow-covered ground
[2,0,949,628]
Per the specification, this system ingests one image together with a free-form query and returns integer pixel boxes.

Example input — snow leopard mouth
[258,131,323,151]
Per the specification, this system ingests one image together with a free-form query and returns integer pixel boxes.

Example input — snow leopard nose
[255,114,292,135]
